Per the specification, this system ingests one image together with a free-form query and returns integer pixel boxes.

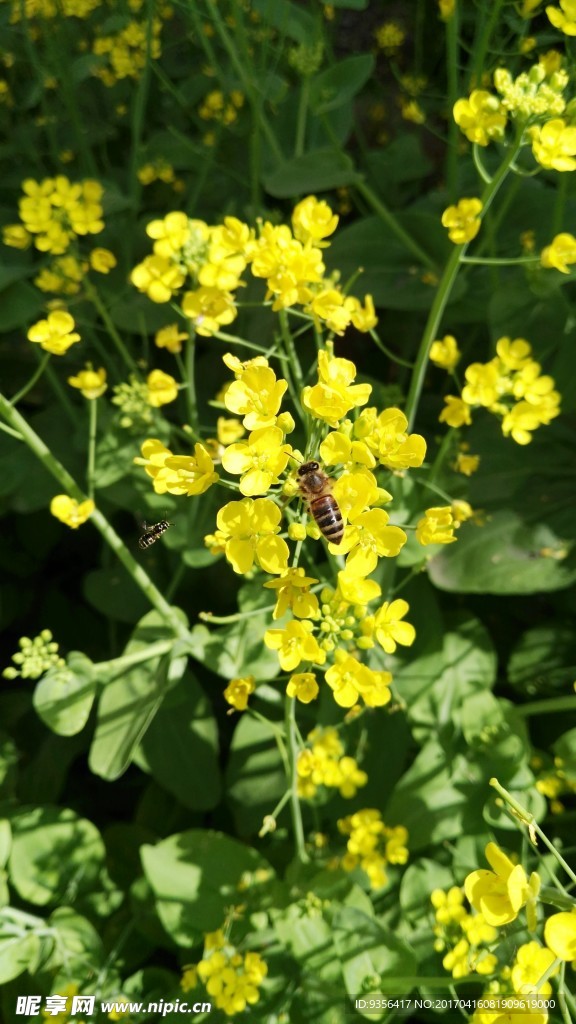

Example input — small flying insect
[138,518,174,550]
[296,460,344,545]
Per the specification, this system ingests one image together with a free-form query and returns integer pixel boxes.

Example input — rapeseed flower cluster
[440,337,561,444]
[337,809,409,889]
[130,196,377,337]
[296,727,367,799]
[93,16,164,86]
[180,929,268,1016]
[431,887,498,978]
[4,176,104,255]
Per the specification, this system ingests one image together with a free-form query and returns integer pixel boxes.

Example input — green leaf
[33,652,97,736]
[252,0,318,44]
[428,510,576,594]
[226,714,286,836]
[310,55,375,115]
[42,907,104,976]
[89,611,188,780]
[8,807,105,905]
[333,907,416,1016]
[263,149,359,198]
[399,860,455,924]
[141,830,271,944]
[0,933,38,984]
[508,624,576,698]
[188,618,279,680]
[138,672,221,811]
[0,282,44,330]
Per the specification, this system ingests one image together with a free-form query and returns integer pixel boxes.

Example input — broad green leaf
[0,282,44,330]
[188,618,279,680]
[226,714,286,836]
[33,652,97,736]
[41,907,104,976]
[428,510,576,594]
[384,741,484,850]
[310,55,375,114]
[263,149,359,198]
[508,624,576,698]
[0,933,38,984]
[83,567,150,623]
[333,907,416,1016]
[89,611,188,780]
[252,0,318,44]
[141,830,271,944]
[138,672,221,811]
[8,807,105,905]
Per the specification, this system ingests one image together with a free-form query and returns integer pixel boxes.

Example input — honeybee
[296,461,344,545]
[138,518,174,550]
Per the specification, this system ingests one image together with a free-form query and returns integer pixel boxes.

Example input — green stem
[460,255,539,266]
[404,135,523,431]
[213,330,290,362]
[285,696,309,864]
[445,2,460,201]
[87,398,98,500]
[295,77,310,158]
[490,778,576,887]
[10,352,51,407]
[515,696,576,717]
[0,394,191,644]
[94,639,174,680]
[207,0,284,162]
[258,790,291,837]
[84,279,138,373]
[355,180,437,271]
[199,605,276,624]
[370,329,414,369]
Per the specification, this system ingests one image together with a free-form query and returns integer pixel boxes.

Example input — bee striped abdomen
[310,494,344,545]
[138,519,173,550]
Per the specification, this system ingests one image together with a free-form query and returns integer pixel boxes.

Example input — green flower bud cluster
[3,629,65,680]
[287,41,324,77]
[112,375,154,429]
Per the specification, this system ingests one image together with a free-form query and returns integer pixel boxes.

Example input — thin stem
[355,180,437,271]
[445,3,459,201]
[515,696,576,717]
[285,696,309,864]
[94,639,174,679]
[404,134,523,431]
[295,77,310,158]
[0,394,191,644]
[370,329,414,369]
[10,352,51,407]
[460,255,539,266]
[86,398,98,500]
[490,778,576,887]
[213,330,290,361]
[258,790,291,837]
[199,604,276,624]
[84,279,138,373]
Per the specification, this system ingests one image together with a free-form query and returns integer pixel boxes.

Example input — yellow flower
[544,910,576,961]
[439,396,472,428]
[547,0,576,34]
[454,452,480,475]
[530,118,576,170]
[453,90,507,146]
[416,506,458,546]
[462,360,501,407]
[292,195,339,246]
[221,426,292,496]
[373,599,416,654]
[355,407,427,469]
[27,310,81,355]
[250,222,324,309]
[325,650,392,708]
[263,567,320,620]
[496,336,532,370]
[224,363,288,430]
[400,98,425,124]
[334,509,407,577]
[68,365,107,399]
[286,672,319,703]
[343,293,378,332]
[441,198,483,244]
[430,335,461,370]
[181,285,237,336]
[224,676,256,711]
[3,224,31,248]
[216,497,289,574]
[146,369,179,407]
[264,619,326,672]
[338,810,408,889]
[442,938,470,979]
[431,887,466,925]
[501,401,543,444]
[541,231,576,272]
[50,494,94,528]
[511,941,557,995]
[130,254,186,303]
[302,347,372,426]
[438,0,455,17]
[135,439,219,496]
[332,470,380,523]
[310,288,352,335]
[155,324,188,353]
[319,431,376,470]
[464,842,540,927]
[89,247,117,273]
